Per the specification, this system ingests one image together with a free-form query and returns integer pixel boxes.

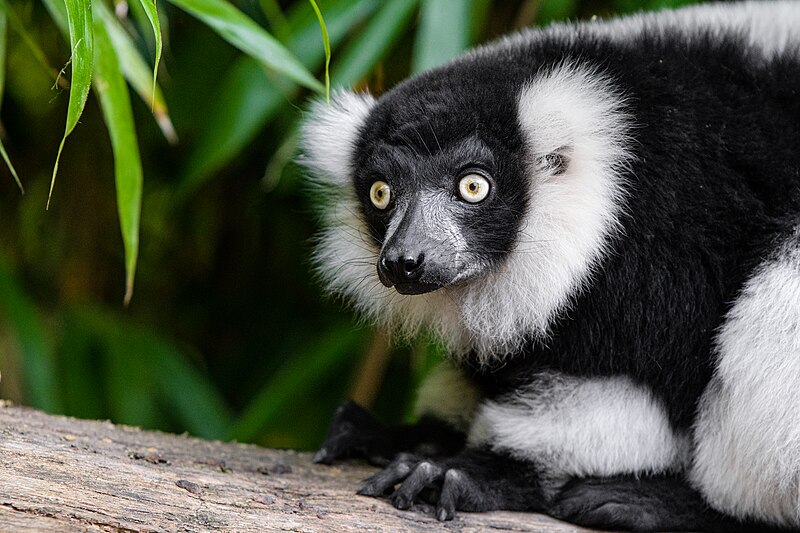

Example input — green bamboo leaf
[0,258,61,412]
[48,0,93,209]
[331,0,419,86]
[227,327,366,442]
[95,1,177,143]
[93,20,142,305]
[179,58,286,198]
[132,0,162,108]
[257,0,290,42]
[412,0,472,74]
[307,0,329,103]
[288,0,379,72]
[164,0,323,93]
[179,0,378,196]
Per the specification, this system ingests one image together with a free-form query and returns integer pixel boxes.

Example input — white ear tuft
[299,90,376,186]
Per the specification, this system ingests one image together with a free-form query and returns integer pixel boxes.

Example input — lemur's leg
[689,229,800,529]
[360,371,696,524]
[314,363,480,465]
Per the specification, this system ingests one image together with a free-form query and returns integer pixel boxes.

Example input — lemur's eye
[458,173,490,203]
[370,181,391,209]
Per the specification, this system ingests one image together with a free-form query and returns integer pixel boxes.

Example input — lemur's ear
[299,90,376,186]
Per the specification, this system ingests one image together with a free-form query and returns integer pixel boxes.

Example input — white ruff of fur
[302,67,632,365]
[690,231,800,526]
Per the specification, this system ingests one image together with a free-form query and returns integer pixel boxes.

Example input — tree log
[0,401,589,532]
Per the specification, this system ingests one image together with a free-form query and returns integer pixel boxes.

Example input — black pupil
[377,189,383,198]
[469,182,477,192]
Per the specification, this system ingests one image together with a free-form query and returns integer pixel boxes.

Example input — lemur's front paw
[358,453,489,521]
[313,400,395,466]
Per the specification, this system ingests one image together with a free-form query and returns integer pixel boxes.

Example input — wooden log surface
[0,401,591,532]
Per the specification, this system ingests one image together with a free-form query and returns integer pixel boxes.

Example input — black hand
[357,448,546,521]
[314,400,466,466]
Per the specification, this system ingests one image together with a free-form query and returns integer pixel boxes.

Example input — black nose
[379,252,425,285]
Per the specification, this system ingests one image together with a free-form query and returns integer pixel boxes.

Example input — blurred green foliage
[0,0,698,450]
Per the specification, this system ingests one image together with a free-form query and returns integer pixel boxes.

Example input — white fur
[300,91,379,306]
[482,2,800,63]
[414,362,481,432]
[461,65,632,353]
[468,372,689,478]
[690,231,800,527]
[300,90,375,187]
[303,64,632,365]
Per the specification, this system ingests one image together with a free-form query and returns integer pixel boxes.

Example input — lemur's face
[352,95,529,295]
[302,62,631,360]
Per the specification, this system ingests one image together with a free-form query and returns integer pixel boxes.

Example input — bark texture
[0,401,588,532]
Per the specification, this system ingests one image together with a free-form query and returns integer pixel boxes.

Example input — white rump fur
[690,231,800,526]
[468,372,689,478]
[302,66,631,365]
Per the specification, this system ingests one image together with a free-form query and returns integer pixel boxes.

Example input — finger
[391,461,444,510]
[436,468,487,520]
[436,469,465,520]
[358,453,420,497]
[313,420,356,464]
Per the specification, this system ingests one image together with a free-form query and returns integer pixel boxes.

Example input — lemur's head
[301,55,632,363]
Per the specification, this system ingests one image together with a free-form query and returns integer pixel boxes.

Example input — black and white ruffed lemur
[299,2,800,531]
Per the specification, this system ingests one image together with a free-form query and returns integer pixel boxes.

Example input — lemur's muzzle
[377,202,444,295]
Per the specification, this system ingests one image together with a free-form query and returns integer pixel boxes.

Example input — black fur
[355,29,800,429]
[551,475,791,533]
[312,8,800,532]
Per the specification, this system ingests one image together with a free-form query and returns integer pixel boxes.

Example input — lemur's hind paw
[551,475,745,532]
[313,400,395,466]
